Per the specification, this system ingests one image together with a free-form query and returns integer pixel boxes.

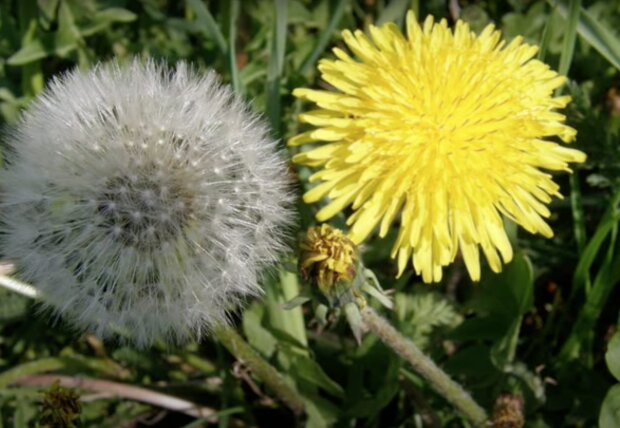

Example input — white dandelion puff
[0,59,294,347]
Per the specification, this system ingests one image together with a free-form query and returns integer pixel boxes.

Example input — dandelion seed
[1,59,294,346]
[291,12,586,283]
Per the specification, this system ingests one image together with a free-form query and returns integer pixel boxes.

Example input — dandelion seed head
[1,59,294,346]
[291,13,586,283]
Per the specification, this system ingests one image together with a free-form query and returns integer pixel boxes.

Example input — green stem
[360,306,488,427]
[227,0,242,94]
[214,326,305,415]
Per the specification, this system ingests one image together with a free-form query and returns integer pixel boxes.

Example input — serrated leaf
[606,331,620,382]
[600,384,620,428]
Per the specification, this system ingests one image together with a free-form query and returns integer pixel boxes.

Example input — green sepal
[344,302,365,344]
[282,291,312,310]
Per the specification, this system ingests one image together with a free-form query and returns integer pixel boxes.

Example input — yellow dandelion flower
[290,12,586,283]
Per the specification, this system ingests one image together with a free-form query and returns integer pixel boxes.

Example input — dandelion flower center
[291,13,586,283]
[97,162,194,249]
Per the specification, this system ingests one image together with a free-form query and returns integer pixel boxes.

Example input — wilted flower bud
[299,224,359,300]
[1,59,293,346]
[41,381,81,428]
[491,393,525,428]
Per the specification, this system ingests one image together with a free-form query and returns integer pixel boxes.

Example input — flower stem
[16,374,217,419]
[0,274,305,415]
[360,306,488,427]
[0,274,40,298]
[214,326,305,415]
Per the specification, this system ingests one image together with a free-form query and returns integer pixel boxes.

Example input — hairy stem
[360,306,488,427]
[214,326,305,415]
[0,274,40,298]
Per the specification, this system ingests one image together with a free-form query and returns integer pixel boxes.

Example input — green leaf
[376,0,409,26]
[7,39,51,65]
[491,318,521,370]
[290,354,344,398]
[0,357,88,388]
[242,303,278,358]
[600,384,620,428]
[227,0,242,93]
[552,0,620,71]
[79,8,137,37]
[282,293,311,310]
[304,393,340,428]
[265,0,287,136]
[557,0,580,77]
[573,214,620,294]
[449,314,511,342]
[13,399,37,428]
[476,251,534,318]
[559,251,620,363]
[94,7,136,23]
[606,332,620,382]
[55,0,83,55]
[0,291,29,321]
[185,0,227,54]
[8,1,83,66]
[488,253,534,369]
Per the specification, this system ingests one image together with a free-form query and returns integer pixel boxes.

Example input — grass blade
[300,0,348,75]
[559,251,620,365]
[266,0,288,136]
[557,0,580,77]
[537,2,559,62]
[554,0,589,273]
[551,0,620,71]
[185,0,227,55]
[227,0,242,94]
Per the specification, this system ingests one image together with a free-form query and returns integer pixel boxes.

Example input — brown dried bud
[491,393,525,428]
[41,380,81,428]
[299,224,358,298]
